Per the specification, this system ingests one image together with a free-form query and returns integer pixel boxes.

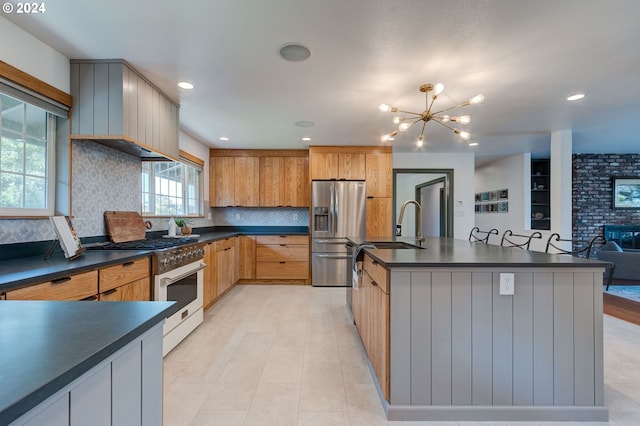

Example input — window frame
[141,158,204,218]
[0,95,56,217]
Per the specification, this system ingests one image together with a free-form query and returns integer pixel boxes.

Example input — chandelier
[379,83,484,147]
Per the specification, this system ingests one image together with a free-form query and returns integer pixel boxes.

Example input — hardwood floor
[604,292,640,326]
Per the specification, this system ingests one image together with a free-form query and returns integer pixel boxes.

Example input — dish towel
[352,244,376,289]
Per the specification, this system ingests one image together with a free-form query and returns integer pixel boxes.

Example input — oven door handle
[160,263,207,286]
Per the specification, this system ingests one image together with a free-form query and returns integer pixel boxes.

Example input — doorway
[393,169,453,238]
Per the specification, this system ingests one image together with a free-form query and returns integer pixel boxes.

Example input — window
[142,160,203,216]
[0,93,55,216]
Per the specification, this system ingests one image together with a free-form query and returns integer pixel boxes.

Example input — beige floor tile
[244,382,301,425]
[297,410,351,425]
[189,409,247,426]
[300,380,348,412]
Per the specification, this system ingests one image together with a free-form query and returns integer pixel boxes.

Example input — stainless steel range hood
[70,59,179,161]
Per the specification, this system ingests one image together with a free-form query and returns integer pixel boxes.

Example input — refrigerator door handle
[329,183,336,235]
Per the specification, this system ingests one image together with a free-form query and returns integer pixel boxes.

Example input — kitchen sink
[366,241,424,249]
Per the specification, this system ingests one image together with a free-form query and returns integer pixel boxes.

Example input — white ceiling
[6,0,640,165]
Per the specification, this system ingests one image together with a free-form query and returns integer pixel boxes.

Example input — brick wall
[573,154,640,243]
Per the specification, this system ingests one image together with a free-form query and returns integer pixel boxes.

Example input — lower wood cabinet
[215,237,238,297]
[99,257,151,301]
[239,236,256,280]
[255,235,309,282]
[354,254,390,400]
[4,270,98,301]
[203,242,217,309]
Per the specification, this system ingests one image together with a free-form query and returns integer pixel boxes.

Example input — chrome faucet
[397,199,424,242]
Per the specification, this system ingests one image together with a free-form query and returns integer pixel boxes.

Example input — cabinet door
[283,156,309,207]
[239,236,256,280]
[70,363,111,426]
[339,153,366,180]
[366,197,393,238]
[366,152,392,197]
[234,157,260,206]
[203,242,217,308]
[112,342,142,425]
[309,152,338,180]
[370,280,390,401]
[259,157,283,207]
[210,157,235,206]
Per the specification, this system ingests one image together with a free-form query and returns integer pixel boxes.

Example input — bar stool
[500,229,542,250]
[544,233,606,257]
[468,227,499,244]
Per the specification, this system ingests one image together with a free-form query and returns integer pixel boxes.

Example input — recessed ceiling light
[567,93,585,101]
[219,137,229,141]
[302,137,311,141]
[469,142,479,147]
[279,43,311,62]
[178,81,194,90]
[294,121,314,127]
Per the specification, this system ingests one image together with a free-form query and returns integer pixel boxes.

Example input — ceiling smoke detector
[279,43,311,62]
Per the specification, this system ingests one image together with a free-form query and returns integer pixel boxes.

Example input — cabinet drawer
[100,278,151,301]
[256,261,309,279]
[256,235,308,245]
[256,245,308,262]
[6,270,98,300]
[216,237,236,251]
[99,258,150,292]
[363,255,389,294]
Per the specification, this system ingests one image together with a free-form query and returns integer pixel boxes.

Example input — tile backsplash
[213,207,309,227]
[0,140,308,245]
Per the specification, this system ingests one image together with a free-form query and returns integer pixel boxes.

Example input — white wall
[421,181,445,236]
[0,16,70,92]
[395,173,444,238]
[475,153,550,252]
[393,152,475,240]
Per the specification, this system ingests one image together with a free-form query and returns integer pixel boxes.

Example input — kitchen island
[0,300,176,425]
[349,236,609,422]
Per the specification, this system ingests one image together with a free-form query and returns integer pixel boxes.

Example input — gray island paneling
[350,237,609,422]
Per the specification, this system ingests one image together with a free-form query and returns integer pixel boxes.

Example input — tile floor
[163,285,640,425]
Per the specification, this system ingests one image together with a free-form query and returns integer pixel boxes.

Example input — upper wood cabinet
[70,59,179,160]
[365,152,393,198]
[210,150,309,207]
[210,156,259,207]
[309,150,366,180]
[234,157,260,206]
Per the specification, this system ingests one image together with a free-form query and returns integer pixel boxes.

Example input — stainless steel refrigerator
[311,180,366,286]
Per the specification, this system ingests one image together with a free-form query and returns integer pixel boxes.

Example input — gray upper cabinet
[70,59,179,160]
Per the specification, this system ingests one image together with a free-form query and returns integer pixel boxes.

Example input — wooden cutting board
[104,211,148,243]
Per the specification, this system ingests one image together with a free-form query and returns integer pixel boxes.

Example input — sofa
[593,241,640,289]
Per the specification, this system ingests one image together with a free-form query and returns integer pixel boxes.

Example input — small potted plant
[174,217,193,236]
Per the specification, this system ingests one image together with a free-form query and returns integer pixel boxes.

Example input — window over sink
[142,159,203,217]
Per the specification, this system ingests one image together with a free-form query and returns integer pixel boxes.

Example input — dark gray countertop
[0,226,309,293]
[348,236,610,268]
[0,250,152,292]
[0,300,176,425]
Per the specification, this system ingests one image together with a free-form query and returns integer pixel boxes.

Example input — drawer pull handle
[279,235,287,238]
[122,261,135,267]
[51,277,72,284]
[279,261,286,264]
[82,295,98,301]
[280,244,286,247]
[103,288,117,296]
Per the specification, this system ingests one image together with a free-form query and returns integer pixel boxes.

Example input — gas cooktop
[88,238,196,250]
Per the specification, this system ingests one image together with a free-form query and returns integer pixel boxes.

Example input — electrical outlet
[207,212,212,220]
[293,213,298,221]
[235,213,240,220]
[500,273,515,295]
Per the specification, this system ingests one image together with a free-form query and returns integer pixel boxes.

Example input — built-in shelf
[531,159,550,230]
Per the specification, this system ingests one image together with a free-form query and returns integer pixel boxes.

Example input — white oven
[154,258,206,356]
